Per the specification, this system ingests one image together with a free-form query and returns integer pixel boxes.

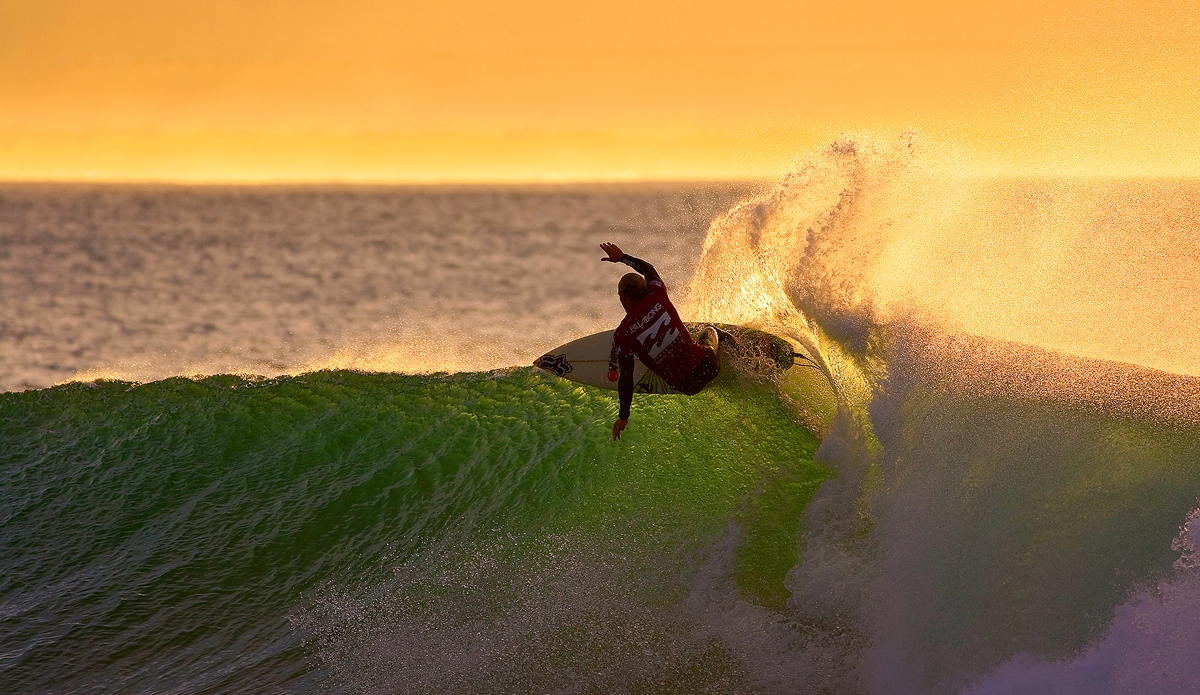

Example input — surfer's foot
[697,326,718,350]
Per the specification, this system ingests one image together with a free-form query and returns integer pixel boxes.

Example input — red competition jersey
[612,279,707,387]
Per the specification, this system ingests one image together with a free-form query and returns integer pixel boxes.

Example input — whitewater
[2,137,1199,694]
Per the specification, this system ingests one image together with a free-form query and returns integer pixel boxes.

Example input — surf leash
[789,351,824,370]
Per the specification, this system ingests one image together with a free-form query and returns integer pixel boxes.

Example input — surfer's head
[618,273,648,310]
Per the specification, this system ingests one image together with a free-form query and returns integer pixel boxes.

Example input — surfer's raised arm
[599,242,661,284]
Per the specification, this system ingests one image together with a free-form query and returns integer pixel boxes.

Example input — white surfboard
[536,323,839,434]
[535,323,809,394]
[533,329,648,391]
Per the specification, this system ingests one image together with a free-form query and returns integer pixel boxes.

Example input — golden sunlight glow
[3,0,1199,181]
[869,177,1200,377]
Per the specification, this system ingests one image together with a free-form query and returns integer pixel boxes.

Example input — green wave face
[9,168,1200,695]
[0,368,829,693]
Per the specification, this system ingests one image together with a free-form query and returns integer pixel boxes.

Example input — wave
[4,136,1200,694]
[683,134,1200,693]
[0,367,829,693]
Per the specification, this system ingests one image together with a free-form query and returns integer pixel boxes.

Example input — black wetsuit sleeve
[619,255,661,283]
[618,352,635,420]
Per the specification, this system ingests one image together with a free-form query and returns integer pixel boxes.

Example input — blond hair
[618,273,649,300]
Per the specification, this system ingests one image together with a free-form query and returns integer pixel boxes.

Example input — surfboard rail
[535,323,809,394]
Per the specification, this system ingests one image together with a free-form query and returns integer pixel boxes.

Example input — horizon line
[3,170,1198,186]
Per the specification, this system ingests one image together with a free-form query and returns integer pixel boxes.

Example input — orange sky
[2,0,1198,181]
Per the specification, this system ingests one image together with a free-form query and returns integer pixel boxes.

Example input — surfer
[601,242,719,440]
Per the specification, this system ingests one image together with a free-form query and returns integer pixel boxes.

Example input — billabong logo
[537,353,573,377]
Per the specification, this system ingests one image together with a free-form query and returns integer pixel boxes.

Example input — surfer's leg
[675,343,720,395]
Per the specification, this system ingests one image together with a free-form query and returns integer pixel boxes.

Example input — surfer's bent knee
[676,349,720,396]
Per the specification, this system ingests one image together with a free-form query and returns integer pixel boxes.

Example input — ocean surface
[3,137,1200,694]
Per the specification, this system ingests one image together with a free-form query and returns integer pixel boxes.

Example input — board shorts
[673,346,720,396]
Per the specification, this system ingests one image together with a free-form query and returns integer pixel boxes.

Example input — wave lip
[683,135,1200,694]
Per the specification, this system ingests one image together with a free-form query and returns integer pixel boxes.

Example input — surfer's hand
[612,418,627,440]
[600,243,625,263]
